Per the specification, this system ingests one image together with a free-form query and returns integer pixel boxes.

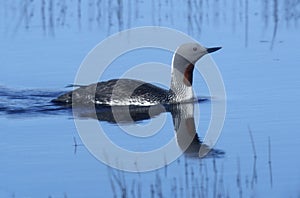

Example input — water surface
[1,0,300,197]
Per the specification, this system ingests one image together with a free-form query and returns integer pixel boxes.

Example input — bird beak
[206,47,222,53]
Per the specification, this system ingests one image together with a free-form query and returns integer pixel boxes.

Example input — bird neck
[170,54,195,102]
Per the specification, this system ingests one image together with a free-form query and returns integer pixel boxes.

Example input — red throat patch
[183,64,194,86]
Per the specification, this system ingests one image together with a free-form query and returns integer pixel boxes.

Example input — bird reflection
[73,101,224,158]
[169,102,224,158]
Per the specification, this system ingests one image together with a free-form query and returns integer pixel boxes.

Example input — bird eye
[193,47,197,51]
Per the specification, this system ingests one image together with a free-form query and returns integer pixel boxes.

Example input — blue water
[1,0,300,197]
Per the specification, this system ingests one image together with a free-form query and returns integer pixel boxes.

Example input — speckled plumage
[52,79,174,106]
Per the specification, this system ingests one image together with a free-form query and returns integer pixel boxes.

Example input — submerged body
[52,43,221,106]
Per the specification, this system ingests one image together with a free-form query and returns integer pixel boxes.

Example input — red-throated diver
[52,43,221,106]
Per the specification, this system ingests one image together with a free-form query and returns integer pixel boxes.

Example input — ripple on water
[0,87,70,118]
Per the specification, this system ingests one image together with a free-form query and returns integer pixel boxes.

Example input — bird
[51,43,221,106]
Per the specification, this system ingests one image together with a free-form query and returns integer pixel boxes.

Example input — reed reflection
[3,0,299,46]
